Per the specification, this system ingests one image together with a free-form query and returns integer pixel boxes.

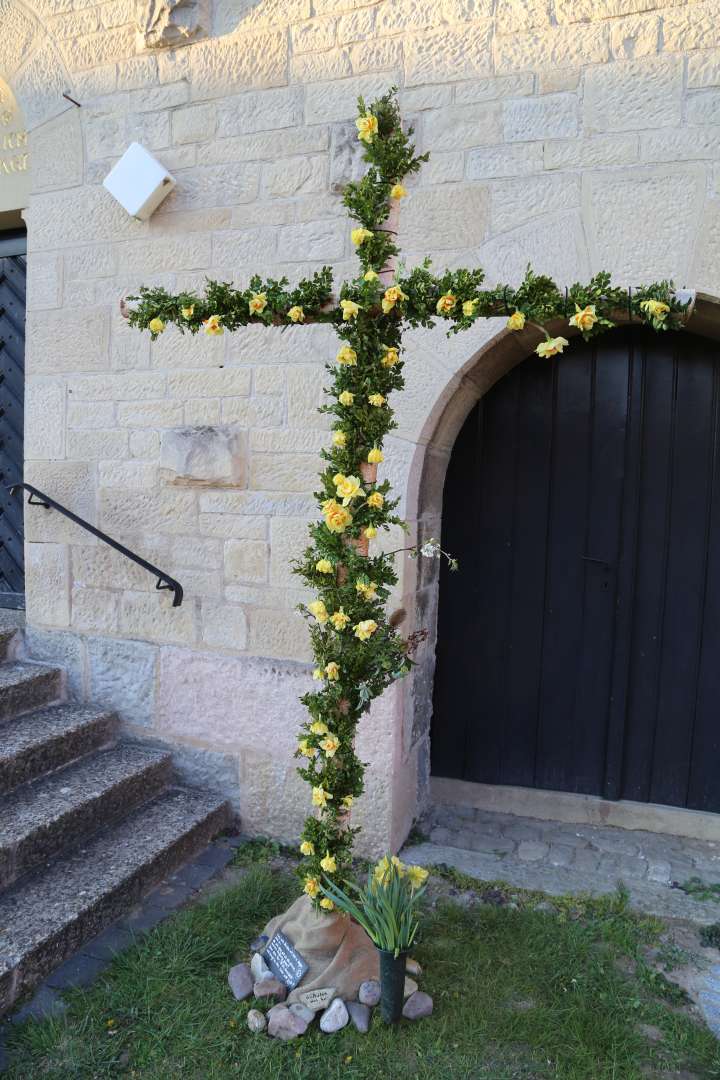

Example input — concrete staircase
[0,615,231,1016]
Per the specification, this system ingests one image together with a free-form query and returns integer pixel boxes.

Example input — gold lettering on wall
[0,80,30,210]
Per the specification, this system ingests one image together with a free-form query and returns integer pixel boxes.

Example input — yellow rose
[334,473,363,504]
[462,299,477,317]
[536,336,569,358]
[338,390,354,406]
[336,345,358,366]
[506,310,525,331]
[340,299,361,321]
[368,446,383,464]
[364,526,377,539]
[304,876,321,897]
[342,795,354,808]
[320,733,340,757]
[364,269,378,281]
[390,183,407,199]
[308,599,328,624]
[368,393,385,407]
[312,786,332,808]
[323,499,353,534]
[406,864,429,890]
[436,293,456,316]
[381,346,400,367]
[355,579,378,599]
[287,305,305,323]
[569,304,598,333]
[316,558,334,574]
[300,840,315,856]
[248,293,267,315]
[181,306,194,319]
[351,227,373,247]
[329,609,350,631]
[356,113,378,143]
[320,897,335,911]
[324,662,340,681]
[367,491,384,509]
[310,721,328,735]
[640,299,670,320]
[148,317,165,334]
[203,314,224,336]
[354,619,378,641]
[332,430,347,448]
[382,286,407,314]
[312,668,324,680]
[320,851,337,873]
[298,738,317,758]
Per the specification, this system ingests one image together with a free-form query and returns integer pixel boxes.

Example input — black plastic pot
[378,948,407,1023]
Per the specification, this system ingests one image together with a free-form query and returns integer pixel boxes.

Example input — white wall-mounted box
[103,142,176,221]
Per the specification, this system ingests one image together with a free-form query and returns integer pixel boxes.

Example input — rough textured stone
[402,185,489,251]
[189,30,287,99]
[496,23,608,74]
[160,426,245,486]
[584,55,683,134]
[228,962,253,1000]
[403,991,433,1019]
[289,1002,315,1024]
[247,1008,266,1032]
[320,996,349,1032]
[251,952,271,981]
[504,93,578,142]
[136,0,209,49]
[347,1000,371,1032]
[358,979,381,1006]
[405,23,492,86]
[423,102,502,151]
[299,985,336,1010]
[254,975,287,1002]
[267,1002,307,1038]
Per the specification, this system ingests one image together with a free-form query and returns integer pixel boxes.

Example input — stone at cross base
[262,894,379,1006]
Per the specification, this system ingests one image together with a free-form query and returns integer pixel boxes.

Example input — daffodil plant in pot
[321,855,429,1023]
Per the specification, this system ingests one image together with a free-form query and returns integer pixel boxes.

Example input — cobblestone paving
[402,803,720,924]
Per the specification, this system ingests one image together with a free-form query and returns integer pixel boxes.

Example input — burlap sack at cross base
[262,894,379,1004]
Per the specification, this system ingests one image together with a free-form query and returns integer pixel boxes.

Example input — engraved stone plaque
[264,930,309,991]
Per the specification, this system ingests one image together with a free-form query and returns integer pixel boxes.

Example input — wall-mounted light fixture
[103,142,176,220]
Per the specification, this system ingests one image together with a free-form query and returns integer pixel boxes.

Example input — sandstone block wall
[3,0,720,852]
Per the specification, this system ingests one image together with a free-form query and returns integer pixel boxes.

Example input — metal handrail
[8,482,184,607]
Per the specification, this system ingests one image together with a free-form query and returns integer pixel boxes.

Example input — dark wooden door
[432,327,720,812]
[0,246,26,608]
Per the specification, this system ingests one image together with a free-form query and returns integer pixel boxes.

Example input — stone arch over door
[403,294,720,820]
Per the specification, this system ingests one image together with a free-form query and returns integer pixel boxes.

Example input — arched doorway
[432,325,720,813]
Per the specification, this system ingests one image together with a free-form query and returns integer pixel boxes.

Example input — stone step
[0,611,23,661]
[0,662,63,724]
[0,703,118,796]
[0,786,231,1015]
[0,744,173,890]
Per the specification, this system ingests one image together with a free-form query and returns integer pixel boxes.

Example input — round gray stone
[247,1008,266,1033]
[347,1000,371,1033]
[320,997,349,1033]
[289,1002,315,1025]
[358,979,381,1006]
[228,962,253,1001]
[402,991,433,1020]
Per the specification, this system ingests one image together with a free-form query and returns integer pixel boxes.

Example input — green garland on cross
[126,88,689,910]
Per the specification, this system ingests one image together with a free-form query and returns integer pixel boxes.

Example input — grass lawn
[6,862,720,1080]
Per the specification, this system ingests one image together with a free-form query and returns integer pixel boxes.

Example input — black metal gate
[0,237,26,608]
[432,326,720,812]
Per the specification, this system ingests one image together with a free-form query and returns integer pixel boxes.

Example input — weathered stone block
[583,164,704,283]
[478,210,589,288]
[424,152,465,184]
[160,425,246,486]
[71,587,119,635]
[26,308,110,374]
[291,47,352,83]
[466,141,543,178]
[67,429,129,461]
[688,49,720,90]
[120,591,197,645]
[198,513,267,540]
[24,461,95,544]
[544,134,638,170]
[249,453,321,492]
[337,8,374,43]
[583,56,683,134]
[25,544,70,628]
[640,126,720,163]
[350,37,404,77]
[0,0,38,79]
[305,73,401,124]
[221,397,285,428]
[455,73,534,104]
[490,174,579,235]
[495,23,608,74]
[610,13,659,60]
[216,87,303,138]
[26,187,146,251]
[264,156,326,197]
[495,0,549,33]
[401,184,489,250]
[29,110,82,194]
[116,235,211,276]
[100,489,197,535]
[422,101,502,151]
[504,93,578,142]
[118,400,185,428]
[87,634,158,726]
[167,369,252,399]
[189,30,288,100]
[201,601,248,649]
[136,0,209,50]
[24,378,65,459]
[269,517,312,589]
[405,23,493,86]
[663,0,720,54]
[224,539,268,583]
[199,125,328,166]
[276,220,345,262]
[247,608,312,662]
[686,91,720,126]
[164,163,260,210]
[98,461,157,489]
